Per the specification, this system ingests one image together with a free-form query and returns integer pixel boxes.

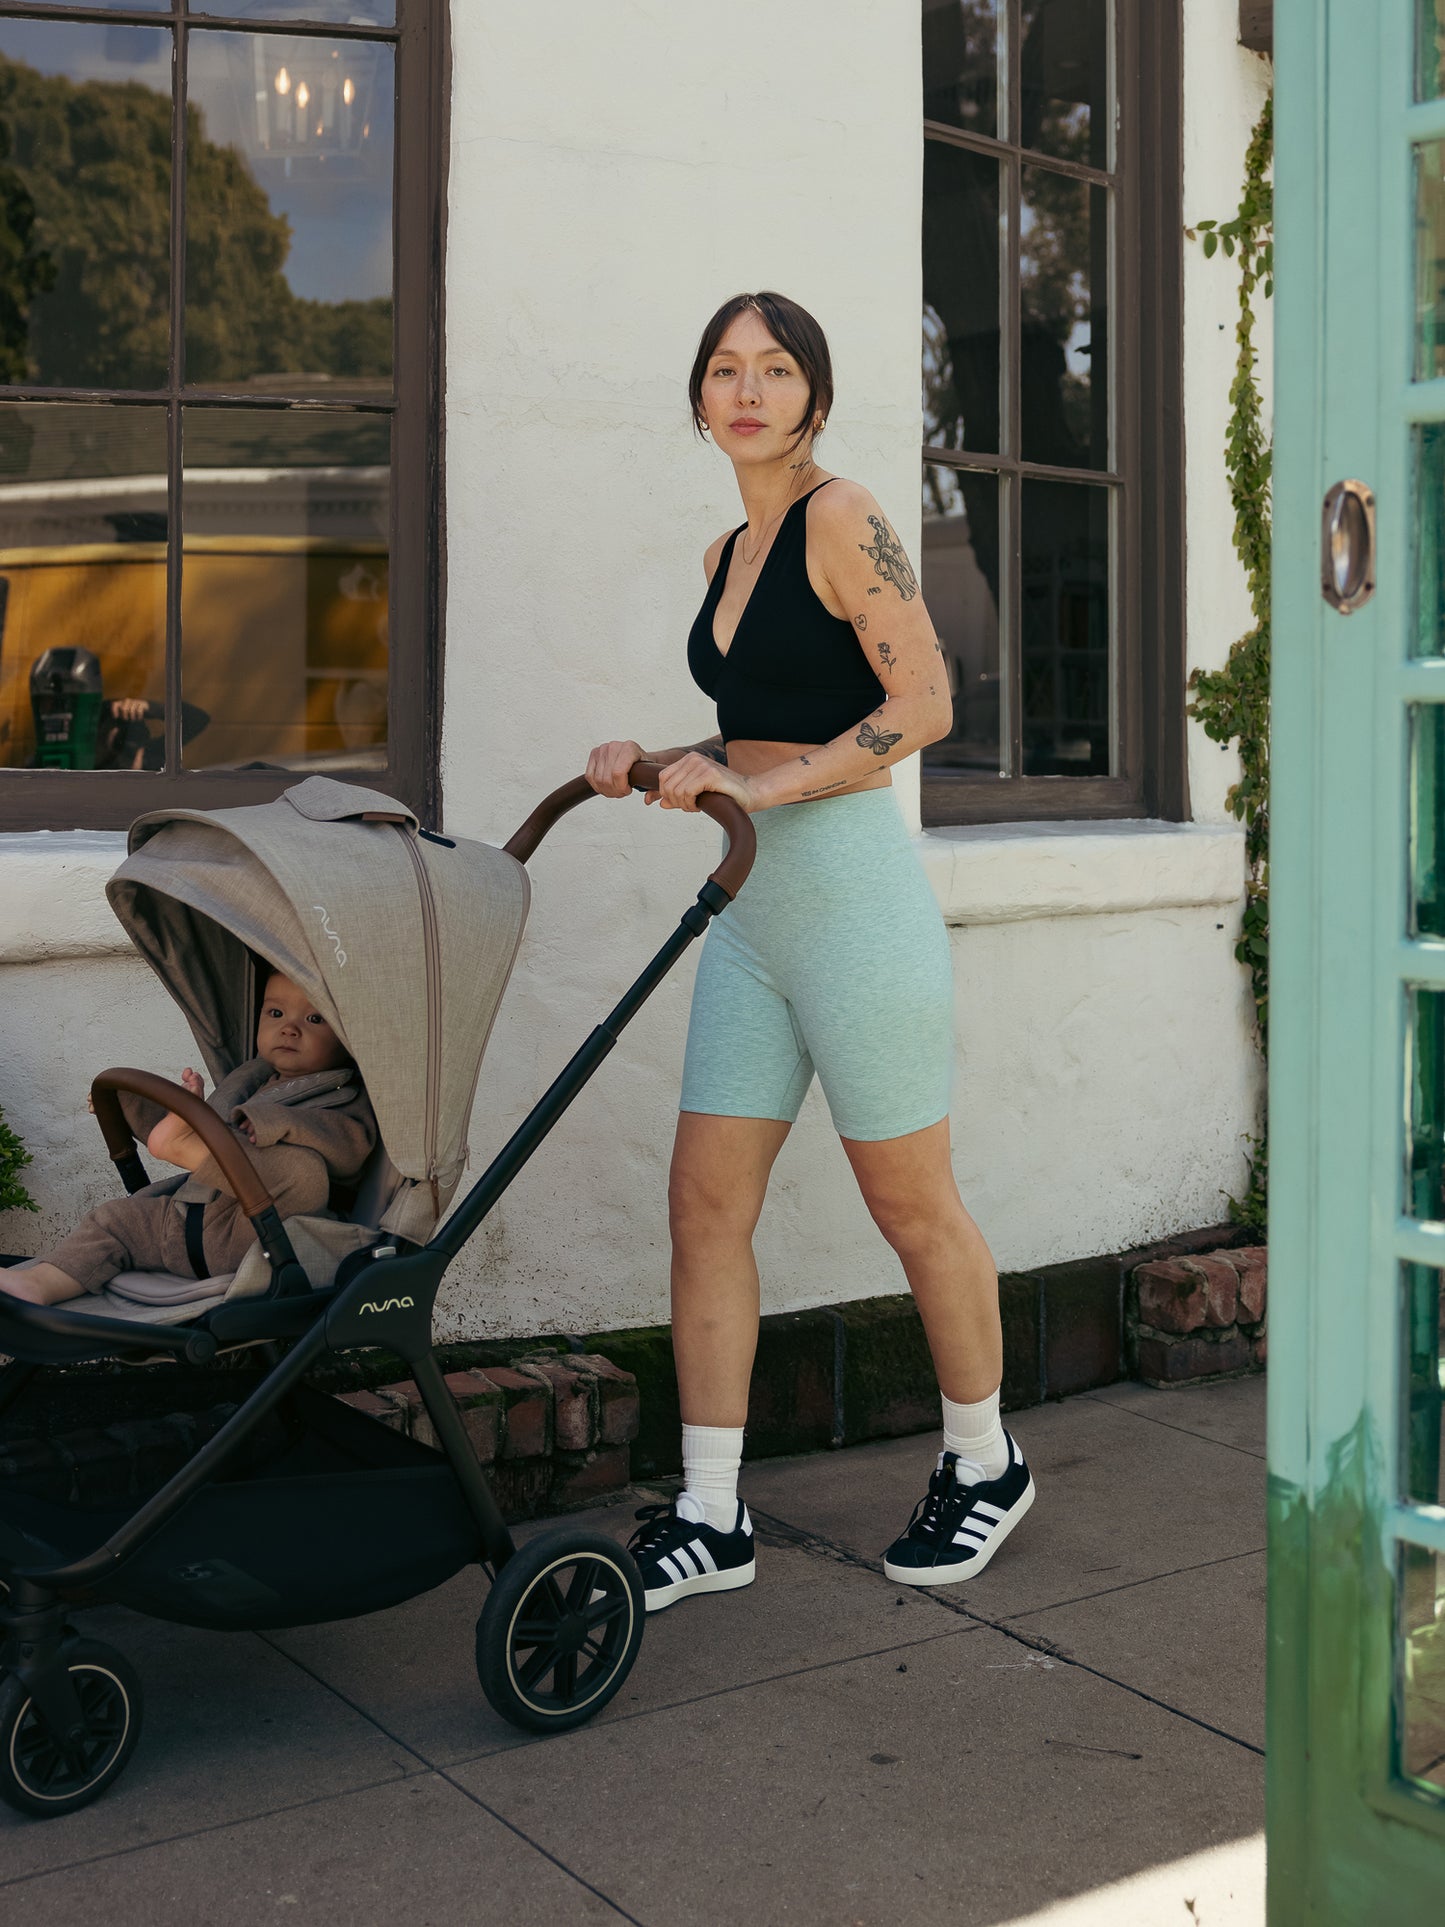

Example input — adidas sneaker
[883,1433,1035,1585]
[627,1491,756,1613]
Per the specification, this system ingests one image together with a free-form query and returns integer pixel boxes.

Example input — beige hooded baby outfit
[39,1059,377,1292]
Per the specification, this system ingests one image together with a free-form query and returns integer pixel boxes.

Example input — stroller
[0,767,754,1820]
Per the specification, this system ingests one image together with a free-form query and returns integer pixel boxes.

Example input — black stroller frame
[0,764,755,1819]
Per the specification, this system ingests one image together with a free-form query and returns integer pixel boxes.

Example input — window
[920,0,1185,825]
[0,0,446,832]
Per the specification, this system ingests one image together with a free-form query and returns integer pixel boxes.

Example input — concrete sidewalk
[0,1376,1267,1926]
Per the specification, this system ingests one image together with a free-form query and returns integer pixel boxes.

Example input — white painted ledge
[0,818,1247,965]
[0,831,129,963]
[915,819,1246,925]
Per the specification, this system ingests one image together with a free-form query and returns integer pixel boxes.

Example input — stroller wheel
[0,1638,143,1819]
[476,1530,644,1734]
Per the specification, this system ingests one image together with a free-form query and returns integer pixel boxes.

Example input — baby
[4,972,376,1307]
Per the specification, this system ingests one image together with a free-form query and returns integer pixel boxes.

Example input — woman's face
[698,309,814,467]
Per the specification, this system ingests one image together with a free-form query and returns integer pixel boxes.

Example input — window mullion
[1004,140,1021,777]
[164,14,188,781]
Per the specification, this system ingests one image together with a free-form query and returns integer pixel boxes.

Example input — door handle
[1321,478,1376,613]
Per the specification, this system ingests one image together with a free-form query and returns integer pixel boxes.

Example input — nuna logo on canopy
[313,905,347,967]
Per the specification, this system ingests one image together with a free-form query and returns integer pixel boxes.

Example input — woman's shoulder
[703,523,739,586]
[807,474,882,528]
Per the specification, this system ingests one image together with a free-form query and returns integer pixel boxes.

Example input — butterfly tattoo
[857,718,903,757]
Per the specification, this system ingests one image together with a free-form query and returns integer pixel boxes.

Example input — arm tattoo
[856,718,904,756]
[858,515,919,601]
[876,640,898,674]
[801,778,849,798]
[854,613,867,630]
[800,754,811,765]
[867,586,881,596]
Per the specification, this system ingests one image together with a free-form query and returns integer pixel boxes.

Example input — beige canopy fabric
[106,777,532,1210]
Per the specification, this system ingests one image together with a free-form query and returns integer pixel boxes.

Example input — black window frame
[0,0,447,833]
[921,0,1187,826]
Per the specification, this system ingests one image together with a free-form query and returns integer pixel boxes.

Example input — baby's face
[256,973,350,1078]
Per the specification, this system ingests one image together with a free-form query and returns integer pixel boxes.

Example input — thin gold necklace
[739,464,815,567]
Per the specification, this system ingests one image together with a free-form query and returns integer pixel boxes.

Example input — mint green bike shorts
[680,786,953,1142]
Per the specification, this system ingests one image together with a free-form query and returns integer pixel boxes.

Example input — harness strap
[183,1202,211,1281]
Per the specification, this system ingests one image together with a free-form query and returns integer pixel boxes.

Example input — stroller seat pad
[54,1273,237,1326]
[107,1270,237,1307]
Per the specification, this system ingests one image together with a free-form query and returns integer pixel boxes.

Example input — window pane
[1403,1265,1445,1508]
[1407,987,1445,1222]
[1410,706,1445,936]
[1415,143,1445,380]
[1414,426,1445,657]
[923,141,1000,454]
[1021,166,1108,469]
[189,3,395,23]
[1398,1542,1445,1797]
[185,32,393,390]
[1020,0,1109,172]
[921,463,1003,777]
[1020,479,1110,776]
[181,406,388,772]
[0,403,167,771]
[922,0,1001,139]
[1420,1,1445,100]
[0,23,172,389]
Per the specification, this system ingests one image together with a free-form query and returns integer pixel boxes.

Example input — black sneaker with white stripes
[882,1433,1035,1585]
[627,1491,756,1613]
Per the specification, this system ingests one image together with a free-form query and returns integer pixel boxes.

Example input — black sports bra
[687,478,886,745]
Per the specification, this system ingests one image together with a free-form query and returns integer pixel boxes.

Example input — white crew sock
[941,1388,1009,1484]
[681,1422,744,1532]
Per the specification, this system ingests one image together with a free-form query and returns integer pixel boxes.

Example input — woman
[586,292,1034,1612]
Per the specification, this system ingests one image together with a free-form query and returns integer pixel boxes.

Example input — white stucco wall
[0,0,1267,1345]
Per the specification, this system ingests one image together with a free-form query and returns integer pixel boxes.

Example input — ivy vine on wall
[1186,94,1273,1231]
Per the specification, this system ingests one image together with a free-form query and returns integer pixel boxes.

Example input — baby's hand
[239,1119,258,1145]
[180,1067,204,1099]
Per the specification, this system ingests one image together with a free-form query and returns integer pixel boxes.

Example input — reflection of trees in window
[0,55,391,388]
[1020,169,1099,467]
[922,301,960,460]
[0,117,51,384]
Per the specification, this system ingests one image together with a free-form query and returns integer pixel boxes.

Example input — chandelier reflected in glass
[251,38,378,164]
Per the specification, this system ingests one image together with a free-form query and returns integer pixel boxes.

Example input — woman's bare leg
[2,1262,86,1306]
[668,1111,793,1426]
[841,1116,1001,1403]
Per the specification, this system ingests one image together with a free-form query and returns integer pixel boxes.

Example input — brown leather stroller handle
[624,760,756,899]
[503,774,595,862]
[503,763,757,899]
[91,1069,277,1220]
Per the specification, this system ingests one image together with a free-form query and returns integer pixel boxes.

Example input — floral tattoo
[858,515,919,601]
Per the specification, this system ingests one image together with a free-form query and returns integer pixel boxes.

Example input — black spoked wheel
[0,1638,143,1819]
[476,1530,644,1734]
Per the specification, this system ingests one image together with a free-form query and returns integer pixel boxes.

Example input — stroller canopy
[106,776,531,1195]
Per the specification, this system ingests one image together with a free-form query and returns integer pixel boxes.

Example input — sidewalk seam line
[745,1506,1266,1759]
[1079,1393,1267,1461]
[442,1621,984,1768]
[0,1765,430,1891]
[257,1633,646,1924]
[1001,1544,1267,1619]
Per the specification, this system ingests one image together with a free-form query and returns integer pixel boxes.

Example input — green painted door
[1271,3,1445,1916]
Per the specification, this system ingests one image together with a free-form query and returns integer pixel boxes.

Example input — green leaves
[0,1102,37,1216]
[1186,94,1273,1231]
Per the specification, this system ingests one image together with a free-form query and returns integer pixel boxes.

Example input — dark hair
[687,291,834,452]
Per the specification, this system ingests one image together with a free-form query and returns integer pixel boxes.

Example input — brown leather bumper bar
[503,760,756,900]
[91,1068,277,1220]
